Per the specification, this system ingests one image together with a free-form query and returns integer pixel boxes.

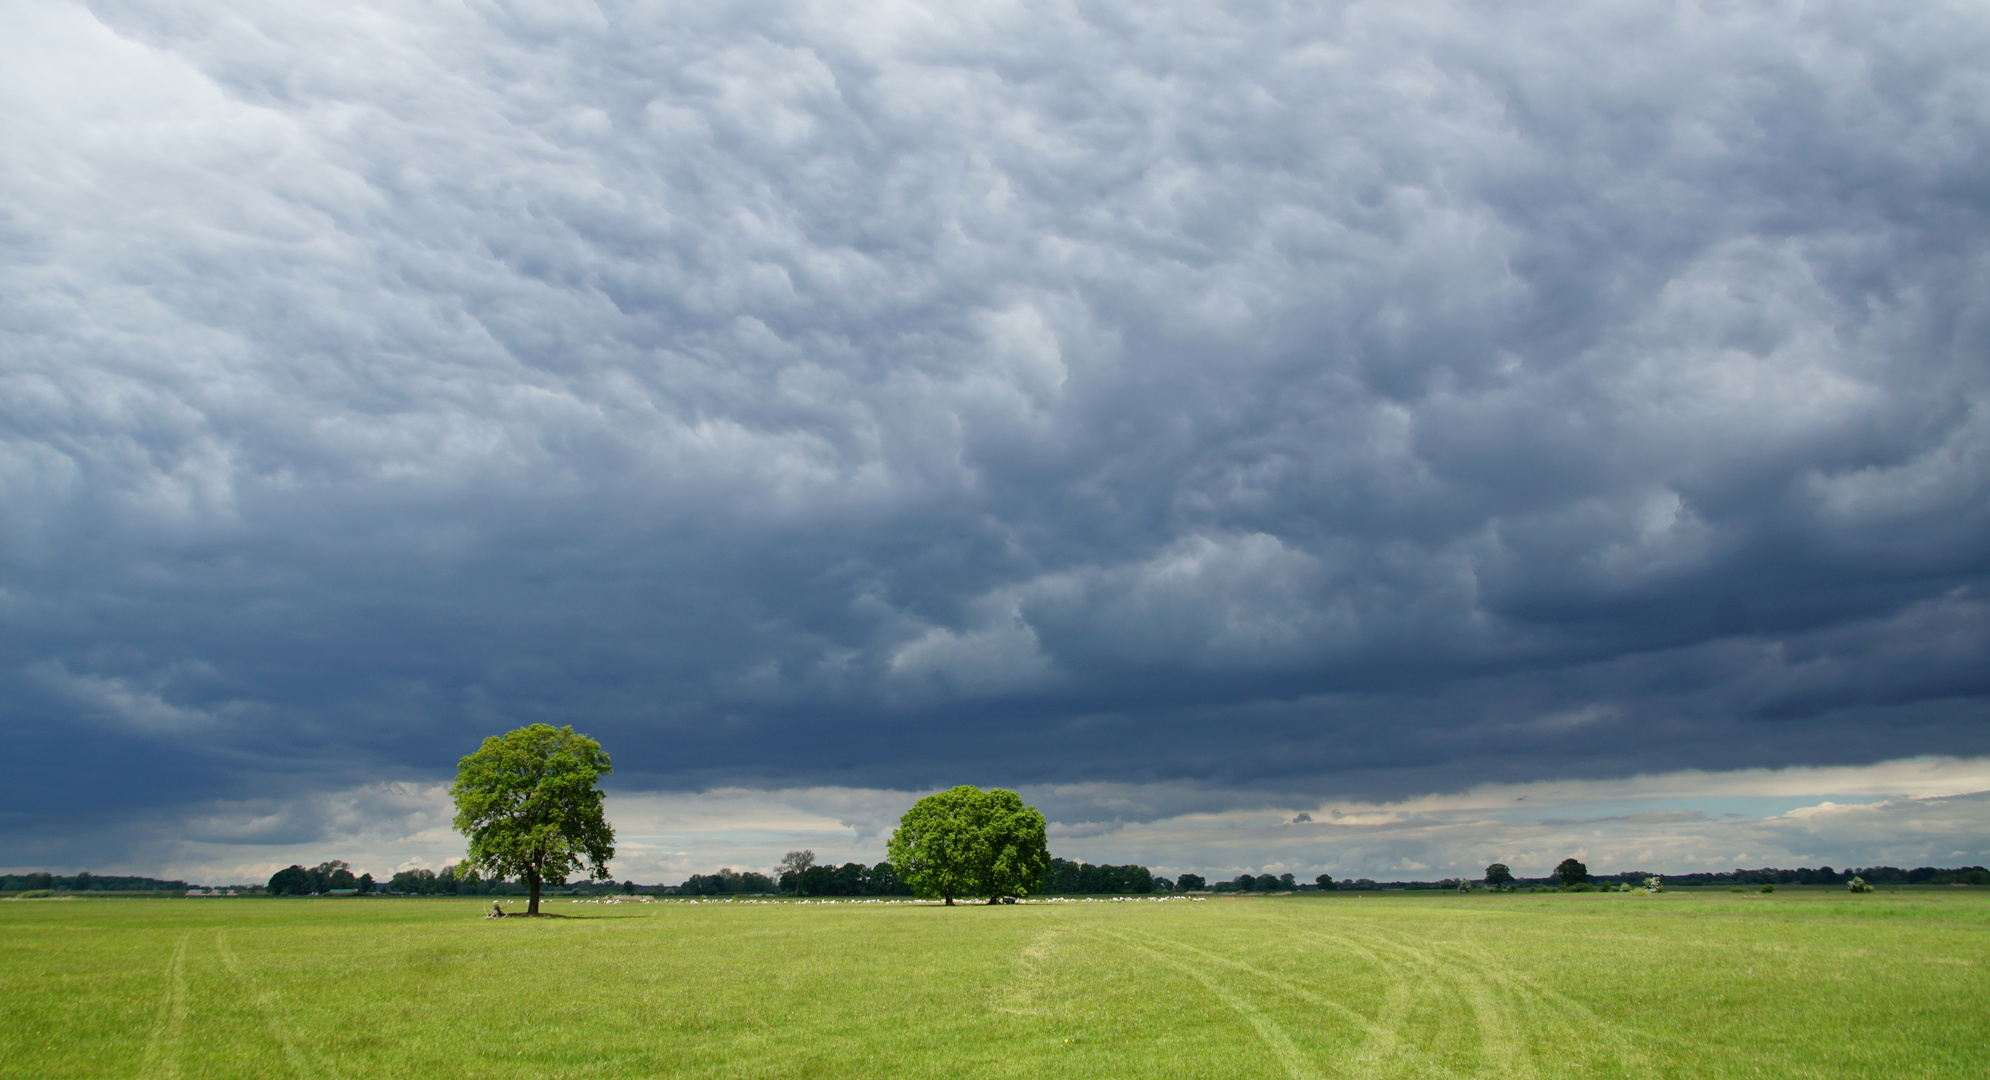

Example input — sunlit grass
[3,889,1985,1078]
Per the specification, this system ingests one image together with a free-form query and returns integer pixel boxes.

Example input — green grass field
[4,890,1986,1079]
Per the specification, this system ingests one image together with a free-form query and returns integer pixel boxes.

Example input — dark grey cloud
[3,0,1988,869]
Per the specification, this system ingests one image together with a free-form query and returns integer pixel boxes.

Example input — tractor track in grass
[1302,921,1559,1076]
[1370,923,1660,1067]
[137,931,192,1080]
[991,927,1067,1017]
[1090,924,1537,1079]
[215,929,316,1079]
[1289,917,1659,1079]
[1097,908,1663,1080]
[1367,924,1668,1068]
[1106,922,1512,1079]
[1315,922,1568,1078]
[1083,927,1331,1080]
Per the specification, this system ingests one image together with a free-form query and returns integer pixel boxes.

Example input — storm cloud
[3,0,1987,877]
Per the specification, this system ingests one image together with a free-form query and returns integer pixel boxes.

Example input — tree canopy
[1555,858,1589,888]
[1484,863,1513,886]
[450,724,615,914]
[886,785,1050,905]
[1038,858,1155,895]
[267,865,309,895]
[681,868,778,895]
[267,860,359,896]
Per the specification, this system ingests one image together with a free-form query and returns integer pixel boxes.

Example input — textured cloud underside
[2,1,1987,865]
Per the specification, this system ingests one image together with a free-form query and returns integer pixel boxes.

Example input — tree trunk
[986,896,1001,905]
[527,866,542,915]
[943,892,954,906]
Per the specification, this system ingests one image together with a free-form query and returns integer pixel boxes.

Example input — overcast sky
[4,0,1987,885]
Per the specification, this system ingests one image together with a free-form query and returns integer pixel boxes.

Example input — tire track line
[1336,926,1538,1079]
[137,931,192,1080]
[1283,921,1434,1065]
[991,926,1068,1017]
[1085,928,1323,1080]
[1417,930,1661,1075]
[215,929,316,1079]
[1359,923,1654,1078]
[1277,920,1535,1079]
[1097,925,1467,1079]
[1269,922,1435,1032]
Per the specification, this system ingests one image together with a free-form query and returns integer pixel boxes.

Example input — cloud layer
[3,0,1987,872]
[39,758,1990,886]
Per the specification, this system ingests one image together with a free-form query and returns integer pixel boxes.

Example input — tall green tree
[886,786,1049,905]
[1484,863,1513,887]
[1555,858,1589,888]
[450,724,615,914]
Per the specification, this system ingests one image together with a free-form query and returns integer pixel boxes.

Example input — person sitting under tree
[487,900,506,919]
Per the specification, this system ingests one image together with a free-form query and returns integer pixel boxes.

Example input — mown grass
[2,890,1985,1079]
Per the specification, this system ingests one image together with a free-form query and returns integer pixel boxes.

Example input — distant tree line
[361,860,1990,896]
[768,857,1172,896]
[0,872,190,893]
[782,862,911,897]
[1039,858,1159,895]
[691,857,1198,896]
[1462,863,1990,890]
[385,867,648,896]
[265,860,548,896]
[1641,865,1990,887]
[1211,872,1298,893]
[23,859,1987,900]
[683,868,781,895]
[1319,864,1990,891]
[385,863,532,895]
[268,860,377,895]
[652,855,1180,898]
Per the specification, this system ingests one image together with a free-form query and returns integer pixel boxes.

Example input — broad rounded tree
[1555,858,1589,888]
[1484,863,1513,887]
[450,724,615,914]
[886,786,1049,905]
[267,865,309,896]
